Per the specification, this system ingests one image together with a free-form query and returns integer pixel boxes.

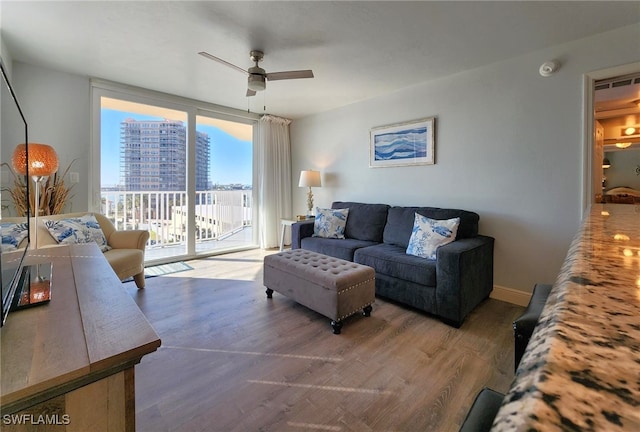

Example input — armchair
[90,213,150,288]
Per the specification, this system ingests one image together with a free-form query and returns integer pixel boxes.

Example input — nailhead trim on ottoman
[263,249,376,334]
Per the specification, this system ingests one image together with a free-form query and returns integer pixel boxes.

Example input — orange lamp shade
[12,143,59,177]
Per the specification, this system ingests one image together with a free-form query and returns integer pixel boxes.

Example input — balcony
[101,189,254,263]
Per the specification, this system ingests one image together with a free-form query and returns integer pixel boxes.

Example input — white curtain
[255,114,292,248]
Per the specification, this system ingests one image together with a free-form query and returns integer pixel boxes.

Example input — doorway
[583,63,640,212]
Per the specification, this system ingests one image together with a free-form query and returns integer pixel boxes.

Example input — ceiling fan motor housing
[248,65,266,91]
[248,73,266,91]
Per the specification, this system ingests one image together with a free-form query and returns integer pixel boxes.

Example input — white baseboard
[490,285,531,307]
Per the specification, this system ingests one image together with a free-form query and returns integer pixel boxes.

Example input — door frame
[581,61,640,216]
[89,79,260,264]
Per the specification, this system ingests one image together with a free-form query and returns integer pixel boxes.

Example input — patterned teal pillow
[406,213,460,259]
[1,222,29,252]
[43,214,111,252]
[313,208,349,239]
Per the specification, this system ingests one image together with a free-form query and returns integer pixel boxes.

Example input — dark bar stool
[459,387,505,432]
[513,283,552,372]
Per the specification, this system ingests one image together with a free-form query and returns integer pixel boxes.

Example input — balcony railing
[101,189,252,253]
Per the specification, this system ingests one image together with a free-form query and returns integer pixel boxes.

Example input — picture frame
[369,117,435,168]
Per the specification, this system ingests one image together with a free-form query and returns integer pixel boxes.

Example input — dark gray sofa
[291,201,494,327]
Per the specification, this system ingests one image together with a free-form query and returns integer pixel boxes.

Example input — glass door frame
[90,79,260,264]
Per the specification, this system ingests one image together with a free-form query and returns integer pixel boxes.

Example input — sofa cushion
[301,237,380,262]
[383,206,479,248]
[406,213,460,260]
[1,222,29,251]
[313,207,349,239]
[332,202,389,242]
[43,213,112,252]
[355,243,437,287]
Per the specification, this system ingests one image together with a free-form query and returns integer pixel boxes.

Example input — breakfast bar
[492,204,640,431]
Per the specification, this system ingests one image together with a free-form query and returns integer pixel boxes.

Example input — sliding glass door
[194,115,253,255]
[92,83,257,265]
[100,97,189,261]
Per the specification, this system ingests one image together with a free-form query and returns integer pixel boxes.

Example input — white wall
[290,24,640,294]
[5,24,639,294]
[11,62,90,213]
[1,37,13,76]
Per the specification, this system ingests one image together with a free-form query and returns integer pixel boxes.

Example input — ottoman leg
[330,320,343,335]
[363,305,372,317]
[266,288,273,299]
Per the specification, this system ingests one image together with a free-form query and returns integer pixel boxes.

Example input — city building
[120,118,210,191]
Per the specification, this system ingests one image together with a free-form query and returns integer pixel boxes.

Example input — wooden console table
[0,243,161,431]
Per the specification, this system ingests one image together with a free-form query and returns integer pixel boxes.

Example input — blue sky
[100,109,252,187]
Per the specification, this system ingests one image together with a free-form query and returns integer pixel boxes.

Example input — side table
[280,219,296,251]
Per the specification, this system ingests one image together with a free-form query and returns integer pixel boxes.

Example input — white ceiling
[1,1,639,119]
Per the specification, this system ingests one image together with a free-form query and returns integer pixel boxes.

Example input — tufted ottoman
[263,249,375,334]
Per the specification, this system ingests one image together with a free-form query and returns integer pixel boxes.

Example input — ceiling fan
[198,50,314,97]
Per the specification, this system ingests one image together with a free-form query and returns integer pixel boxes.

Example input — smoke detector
[539,60,560,77]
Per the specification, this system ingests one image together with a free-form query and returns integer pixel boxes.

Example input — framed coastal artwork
[369,117,435,168]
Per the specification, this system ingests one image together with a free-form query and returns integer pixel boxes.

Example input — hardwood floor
[125,249,523,432]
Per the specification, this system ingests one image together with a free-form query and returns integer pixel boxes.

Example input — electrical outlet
[70,172,80,183]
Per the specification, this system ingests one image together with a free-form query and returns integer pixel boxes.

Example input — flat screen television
[1,57,31,326]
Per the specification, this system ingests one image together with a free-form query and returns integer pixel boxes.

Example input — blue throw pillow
[313,208,349,239]
[1,222,29,252]
[43,214,112,252]
[406,213,460,259]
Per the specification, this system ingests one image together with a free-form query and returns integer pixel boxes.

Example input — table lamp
[298,170,321,217]
[12,143,59,251]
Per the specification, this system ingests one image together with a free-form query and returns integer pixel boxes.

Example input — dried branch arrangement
[1,160,76,217]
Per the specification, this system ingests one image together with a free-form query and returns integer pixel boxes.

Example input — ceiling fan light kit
[248,74,266,91]
[199,49,314,97]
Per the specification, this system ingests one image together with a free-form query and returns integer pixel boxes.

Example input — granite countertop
[492,204,640,431]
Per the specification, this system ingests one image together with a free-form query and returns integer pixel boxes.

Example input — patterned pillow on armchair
[43,213,112,252]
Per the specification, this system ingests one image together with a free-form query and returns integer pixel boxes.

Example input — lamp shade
[298,170,321,188]
[12,143,59,177]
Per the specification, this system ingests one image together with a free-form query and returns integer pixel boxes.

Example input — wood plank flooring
[124,248,523,432]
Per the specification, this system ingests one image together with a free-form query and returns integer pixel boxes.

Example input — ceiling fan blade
[198,51,247,75]
[246,89,256,97]
[266,70,314,81]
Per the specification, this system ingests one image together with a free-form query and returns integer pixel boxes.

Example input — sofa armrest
[108,229,150,251]
[291,220,315,249]
[435,235,494,326]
